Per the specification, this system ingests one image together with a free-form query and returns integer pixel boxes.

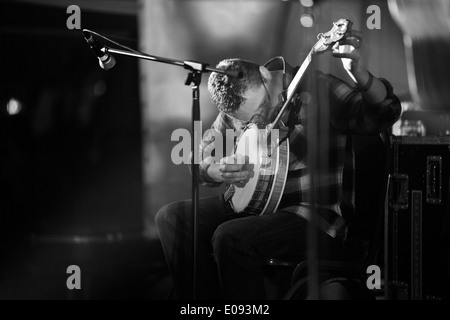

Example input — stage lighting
[6,98,22,116]
[300,13,314,27]
[300,0,314,8]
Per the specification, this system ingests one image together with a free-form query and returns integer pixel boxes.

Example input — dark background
[0,1,170,299]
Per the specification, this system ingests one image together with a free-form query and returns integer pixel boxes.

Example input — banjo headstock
[313,18,352,54]
[266,19,355,132]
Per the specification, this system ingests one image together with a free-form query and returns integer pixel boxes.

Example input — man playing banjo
[155,20,401,300]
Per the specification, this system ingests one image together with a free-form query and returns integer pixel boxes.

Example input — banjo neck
[266,48,314,132]
[266,18,352,133]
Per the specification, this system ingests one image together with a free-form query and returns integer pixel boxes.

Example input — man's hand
[330,32,388,104]
[331,34,363,81]
[207,154,250,188]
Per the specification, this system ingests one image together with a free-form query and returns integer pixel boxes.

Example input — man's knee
[155,200,190,231]
[211,221,242,257]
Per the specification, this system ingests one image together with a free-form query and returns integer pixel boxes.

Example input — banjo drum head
[230,126,273,213]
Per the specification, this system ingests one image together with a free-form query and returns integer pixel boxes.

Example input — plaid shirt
[197,71,401,240]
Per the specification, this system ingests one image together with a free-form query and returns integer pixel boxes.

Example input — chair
[264,131,391,300]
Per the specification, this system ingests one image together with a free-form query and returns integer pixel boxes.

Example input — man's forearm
[351,67,387,104]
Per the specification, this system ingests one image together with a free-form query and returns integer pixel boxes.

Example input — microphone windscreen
[99,54,116,70]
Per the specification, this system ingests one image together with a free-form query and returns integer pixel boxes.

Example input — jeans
[155,195,340,299]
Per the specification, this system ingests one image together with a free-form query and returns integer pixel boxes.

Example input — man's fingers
[217,155,250,186]
[347,30,363,40]
[219,154,248,165]
[339,36,361,48]
[331,51,354,59]
[218,154,248,173]
[221,171,249,181]
[219,163,244,172]
[341,30,363,46]
[331,43,360,61]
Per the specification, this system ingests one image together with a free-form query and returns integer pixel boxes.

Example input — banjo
[224,19,353,215]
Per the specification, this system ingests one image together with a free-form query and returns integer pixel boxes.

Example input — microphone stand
[100,45,240,300]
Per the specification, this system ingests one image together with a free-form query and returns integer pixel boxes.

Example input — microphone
[83,30,116,70]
